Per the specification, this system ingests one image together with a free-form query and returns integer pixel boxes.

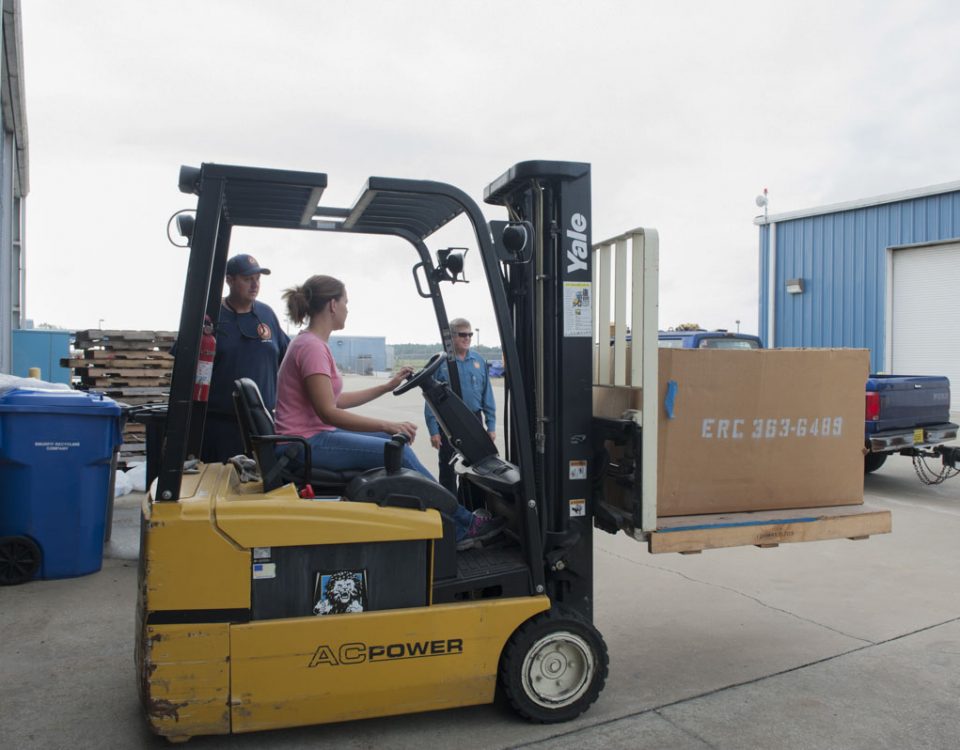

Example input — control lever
[384,433,410,475]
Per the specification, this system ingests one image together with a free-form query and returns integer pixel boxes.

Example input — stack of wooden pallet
[62,329,176,468]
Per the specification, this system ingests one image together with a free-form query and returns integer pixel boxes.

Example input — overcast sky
[20,1,960,346]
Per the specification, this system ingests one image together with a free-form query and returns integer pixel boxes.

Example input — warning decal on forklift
[252,562,276,580]
[563,282,593,337]
[569,498,586,517]
[569,460,587,480]
[253,547,271,561]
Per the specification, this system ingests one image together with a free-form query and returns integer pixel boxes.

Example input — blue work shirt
[424,350,496,436]
[207,300,290,416]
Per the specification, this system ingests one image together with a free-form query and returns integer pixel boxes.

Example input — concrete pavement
[2,375,959,749]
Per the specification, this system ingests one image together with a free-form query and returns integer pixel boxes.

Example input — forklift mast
[484,162,596,617]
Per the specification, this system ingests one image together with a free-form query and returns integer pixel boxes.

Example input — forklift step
[433,545,530,603]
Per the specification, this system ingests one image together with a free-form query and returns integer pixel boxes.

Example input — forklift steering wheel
[393,353,445,396]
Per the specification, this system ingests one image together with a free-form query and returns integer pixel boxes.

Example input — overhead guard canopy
[342,177,465,240]
[179,163,329,229]
[180,164,467,240]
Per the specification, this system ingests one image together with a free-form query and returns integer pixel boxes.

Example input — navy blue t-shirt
[207,300,290,416]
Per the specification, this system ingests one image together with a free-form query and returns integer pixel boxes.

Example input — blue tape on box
[664,379,678,419]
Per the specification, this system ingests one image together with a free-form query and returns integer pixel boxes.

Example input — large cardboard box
[593,384,642,418]
[656,348,868,516]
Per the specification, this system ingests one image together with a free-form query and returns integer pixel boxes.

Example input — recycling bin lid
[0,387,122,416]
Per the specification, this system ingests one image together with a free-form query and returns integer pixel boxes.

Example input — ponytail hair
[282,275,345,326]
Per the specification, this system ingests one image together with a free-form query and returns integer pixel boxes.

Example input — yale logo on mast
[566,212,589,274]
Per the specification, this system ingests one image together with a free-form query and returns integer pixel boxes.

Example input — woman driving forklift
[274,273,505,549]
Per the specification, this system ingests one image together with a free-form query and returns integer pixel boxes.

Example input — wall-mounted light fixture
[785,278,805,295]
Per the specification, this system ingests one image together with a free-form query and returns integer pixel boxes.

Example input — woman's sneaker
[457,512,506,551]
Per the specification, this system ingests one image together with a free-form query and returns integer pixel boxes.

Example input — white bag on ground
[125,462,147,492]
[114,470,133,498]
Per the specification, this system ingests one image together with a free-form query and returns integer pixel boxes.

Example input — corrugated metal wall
[0,2,28,375]
[758,191,960,372]
[11,329,73,383]
[328,335,387,373]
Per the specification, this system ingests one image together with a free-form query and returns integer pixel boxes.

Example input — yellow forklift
[138,161,614,740]
[138,161,892,741]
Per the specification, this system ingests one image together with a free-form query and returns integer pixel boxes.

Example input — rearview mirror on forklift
[165,209,196,248]
[176,213,195,244]
[490,220,534,264]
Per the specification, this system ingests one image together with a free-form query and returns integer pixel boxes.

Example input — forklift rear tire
[0,535,42,586]
[499,608,609,723]
[864,453,887,474]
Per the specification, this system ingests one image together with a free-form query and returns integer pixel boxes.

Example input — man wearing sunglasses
[202,254,290,462]
[424,318,496,496]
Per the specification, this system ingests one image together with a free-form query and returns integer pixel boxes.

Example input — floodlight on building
[755,188,769,221]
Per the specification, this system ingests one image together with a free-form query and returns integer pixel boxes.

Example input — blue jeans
[305,429,434,477]
[297,430,475,539]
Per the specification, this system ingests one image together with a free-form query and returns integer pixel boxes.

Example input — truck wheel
[864,453,887,474]
[499,608,608,723]
[0,535,41,585]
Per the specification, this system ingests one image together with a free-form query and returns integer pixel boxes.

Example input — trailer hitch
[906,444,960,485]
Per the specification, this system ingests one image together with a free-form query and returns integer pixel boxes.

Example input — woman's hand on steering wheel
[392,353,445,396]
[385,366,414,391]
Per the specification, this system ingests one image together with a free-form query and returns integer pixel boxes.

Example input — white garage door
[890,241,960,415]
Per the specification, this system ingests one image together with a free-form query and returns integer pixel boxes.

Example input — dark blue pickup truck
[658,330,960,479]
[864,375,958,475]
[658,330,762,350]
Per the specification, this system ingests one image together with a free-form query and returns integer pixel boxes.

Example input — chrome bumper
[868,422,959,453]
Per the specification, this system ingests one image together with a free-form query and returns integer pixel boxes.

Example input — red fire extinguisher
[193,315,216,402]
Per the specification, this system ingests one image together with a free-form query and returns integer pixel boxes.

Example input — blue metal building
[328,335,388,374]
[0,1,29,375]
[757,181,960,410]
[11,328,72,383]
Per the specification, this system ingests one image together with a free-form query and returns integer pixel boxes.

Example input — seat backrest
[235,377,276,437]
[233,378,285,483]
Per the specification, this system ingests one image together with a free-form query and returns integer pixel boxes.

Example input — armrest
[250,434,313,484]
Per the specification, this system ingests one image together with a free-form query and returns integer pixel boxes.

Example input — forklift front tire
[499,608,609,723]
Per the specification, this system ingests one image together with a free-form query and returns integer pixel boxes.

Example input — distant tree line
[393,342,502,368]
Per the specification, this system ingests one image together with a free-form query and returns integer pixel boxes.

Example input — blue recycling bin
[0,388,123,583]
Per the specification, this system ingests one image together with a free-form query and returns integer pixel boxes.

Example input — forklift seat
[232,377,360,493]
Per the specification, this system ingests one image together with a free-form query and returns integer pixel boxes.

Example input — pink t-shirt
[275,331,343,438]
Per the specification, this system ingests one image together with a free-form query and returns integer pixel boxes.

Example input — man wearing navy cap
[201,254,289,462]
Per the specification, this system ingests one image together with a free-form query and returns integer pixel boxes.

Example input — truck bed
[648,504,891,554]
